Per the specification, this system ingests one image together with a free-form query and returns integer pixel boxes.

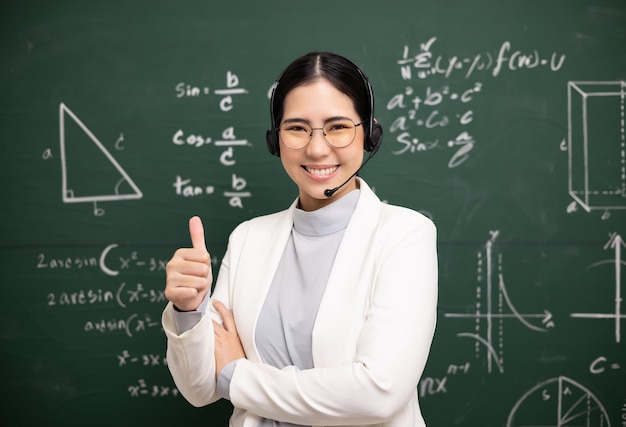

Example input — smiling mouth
[303,166,338,177]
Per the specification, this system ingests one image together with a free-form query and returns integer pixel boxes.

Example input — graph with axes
[444,230,555,373]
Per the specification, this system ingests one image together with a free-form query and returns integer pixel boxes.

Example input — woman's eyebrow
[282,116,353,124]
[324,116,353,122]
[281,118,309,124]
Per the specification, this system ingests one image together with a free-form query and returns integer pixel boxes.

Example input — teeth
[306,166,338,176]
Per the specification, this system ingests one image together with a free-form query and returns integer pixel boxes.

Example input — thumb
[189,216,206,250]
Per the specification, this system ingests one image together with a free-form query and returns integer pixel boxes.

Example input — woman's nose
[306,128,331,155]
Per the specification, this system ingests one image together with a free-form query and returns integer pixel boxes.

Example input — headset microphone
[324,151,375,198]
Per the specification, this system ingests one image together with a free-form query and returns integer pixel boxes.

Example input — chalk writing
[447,362,471,376]
[386,80,481,167]
[225,173,251,208]
[115,133,125,150]
[567,81,626,216]
[47,282,165,308]
[117,350,166,367]
[176,82,210,97]
[387,82,482,112]
[419,376,447,397]
[172,173,252,208]
[397,37,566,80]
[444,231,555,374]
[48,288,114,306]
[115,248,170,273]
[589,356,622,374]
[128,379,180,398]
[172,126,250,166]
[571,232,626,343]
[173,175,215,197]
[37,244,171,277]
[506,376,610,427]
[59,103,142,216]
[388,38,566,167]
[419,362,470,398]
[84,313,160,338]
[37,253,98,270]
[175,71,248,111]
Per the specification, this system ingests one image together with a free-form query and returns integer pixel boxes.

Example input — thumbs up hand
[165,216,213,312]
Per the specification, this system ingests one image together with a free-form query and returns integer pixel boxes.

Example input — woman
[162,51,438,427]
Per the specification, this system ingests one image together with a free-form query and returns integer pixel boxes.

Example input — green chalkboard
[2,0,625,425]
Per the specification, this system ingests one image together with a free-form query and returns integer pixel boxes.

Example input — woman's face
[279,78,365,212]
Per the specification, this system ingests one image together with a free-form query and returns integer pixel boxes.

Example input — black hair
[270,51,372,134]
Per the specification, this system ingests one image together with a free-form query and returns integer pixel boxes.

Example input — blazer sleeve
[161,232,236,407]
[228,213,438,425]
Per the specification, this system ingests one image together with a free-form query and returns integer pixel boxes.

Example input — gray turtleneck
[251,190,359,427]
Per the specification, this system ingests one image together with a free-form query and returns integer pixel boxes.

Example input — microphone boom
[324,153,374,198]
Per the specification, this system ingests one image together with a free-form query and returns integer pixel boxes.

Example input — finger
[168,253,211,277]
[169,248,210,267]
[189,216,206,250]
[167,271,207,290]
[168,285,199,300]
[213,300,237,333]
[212,320,224,336]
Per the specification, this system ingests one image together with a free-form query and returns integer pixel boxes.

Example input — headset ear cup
[266,129,280,157]
[367,122,383,154]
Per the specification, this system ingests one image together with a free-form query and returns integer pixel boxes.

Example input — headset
[265,61,383,158]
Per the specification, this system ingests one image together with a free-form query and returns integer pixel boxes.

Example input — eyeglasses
[279,118,363,150]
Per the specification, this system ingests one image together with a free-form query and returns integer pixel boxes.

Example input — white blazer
[162,179,438,427]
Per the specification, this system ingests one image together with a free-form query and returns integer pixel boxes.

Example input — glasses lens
[279,122,312,149]
[279,119,358,149]
[323,119,357,148]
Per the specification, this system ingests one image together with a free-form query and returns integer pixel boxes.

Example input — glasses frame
[278,118,364,150]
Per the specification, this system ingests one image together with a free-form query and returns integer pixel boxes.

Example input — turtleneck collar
[293,189,360,237]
